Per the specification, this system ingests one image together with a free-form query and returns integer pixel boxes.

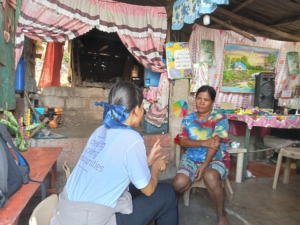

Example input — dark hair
[196,85,216,101]
[108,82,143,112]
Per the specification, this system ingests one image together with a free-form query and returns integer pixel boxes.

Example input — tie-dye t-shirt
[179,110,229,163]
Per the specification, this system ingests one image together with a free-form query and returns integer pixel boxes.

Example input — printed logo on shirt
[78,136,106,173]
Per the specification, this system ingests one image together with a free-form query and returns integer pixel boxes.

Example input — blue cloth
[172,0,229,30]
[116,183,178,225]
[94,101,143,137]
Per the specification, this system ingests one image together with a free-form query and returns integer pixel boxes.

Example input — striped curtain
[117,34,170,126]
[15,0,167,68]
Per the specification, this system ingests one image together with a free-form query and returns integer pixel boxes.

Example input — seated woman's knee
[203,169,220,187]
[172,174,190,192]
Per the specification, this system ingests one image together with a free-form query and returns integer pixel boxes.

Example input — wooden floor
[228,160,297,181]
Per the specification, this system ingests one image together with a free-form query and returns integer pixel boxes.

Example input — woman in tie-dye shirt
[172,85,230,225]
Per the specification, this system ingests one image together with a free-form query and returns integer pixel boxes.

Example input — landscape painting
[221,44,280,93]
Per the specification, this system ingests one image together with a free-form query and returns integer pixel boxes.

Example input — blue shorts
[177,154,229,182]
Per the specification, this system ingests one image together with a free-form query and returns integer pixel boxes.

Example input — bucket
[15,59,25,92]
[31,107,45,123]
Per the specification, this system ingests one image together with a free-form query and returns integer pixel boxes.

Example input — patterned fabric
[118,34,166,73]
[189,24,296,109]
[172,0,229,30]
[179,110,229,163]
[190,62,209,93]
[34,0,167,38]
[15,0,92,68]
[227,114,300,129]
[144,72,170,127]
[177,154,230,181]
[15,0,167,68]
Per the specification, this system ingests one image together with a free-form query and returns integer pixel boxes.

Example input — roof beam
[231,0,255,13]
[271,15,300,28]
[210,16,256,42]
[216,7,300,42]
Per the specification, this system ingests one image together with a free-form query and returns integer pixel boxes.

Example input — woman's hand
[203,137,221,150]
[152,154,169,174]
[194,163,208,181]
[148,139,162,166]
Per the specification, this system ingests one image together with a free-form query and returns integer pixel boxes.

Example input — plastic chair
[272,147,300,190]
[175,144,234,206]
[29,194,58,225]
[29,161,71,225]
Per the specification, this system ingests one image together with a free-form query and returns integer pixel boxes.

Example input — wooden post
[210,16,256,42]
[216,7,300,42]
[76,46,82,86]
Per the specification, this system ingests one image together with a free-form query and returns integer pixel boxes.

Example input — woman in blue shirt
[51,82,178,225]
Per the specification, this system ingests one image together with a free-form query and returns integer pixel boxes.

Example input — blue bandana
[94,101,143,137]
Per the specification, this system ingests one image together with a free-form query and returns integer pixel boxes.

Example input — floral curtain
[172,0,229,30]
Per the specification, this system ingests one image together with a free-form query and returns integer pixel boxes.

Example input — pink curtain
[118,34,170,127]
[16,0,167,69]
[189,24,289,109]
[15,0,92,69]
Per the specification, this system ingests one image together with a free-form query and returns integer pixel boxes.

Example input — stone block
[88,88,103,98]
[66,98,89,109]
[103,89,110,99]
[89,98,104,111]
[39,96,65,108]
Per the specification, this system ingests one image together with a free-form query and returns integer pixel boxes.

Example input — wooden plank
[271,15,300,28]
[0,147,63,225]
[216,7,300,42]
[210,16,256,42]
[231,0,255,13]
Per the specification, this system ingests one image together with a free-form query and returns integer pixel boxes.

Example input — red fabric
[228,120,271,137]
[38,43,64,89]
[174,134,180,144]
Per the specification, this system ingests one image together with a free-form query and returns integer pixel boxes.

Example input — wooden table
[0,147,63,225]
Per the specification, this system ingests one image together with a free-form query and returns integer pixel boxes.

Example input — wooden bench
[0,147,63,225]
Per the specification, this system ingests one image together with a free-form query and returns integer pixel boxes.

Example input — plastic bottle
[15,59,25,92]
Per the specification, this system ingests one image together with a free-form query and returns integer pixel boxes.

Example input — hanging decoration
[172,0,229,30]
[190,62,209,93]
[166,42,192,79]
[287,52,299,75]
[172,100,188,118]
[200,40,214,66]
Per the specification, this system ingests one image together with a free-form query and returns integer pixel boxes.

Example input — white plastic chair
[175,144,233,206]
[29,194,58,225]
[29,161,71,225]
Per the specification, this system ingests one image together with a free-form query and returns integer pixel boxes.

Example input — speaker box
[254,72,275,109]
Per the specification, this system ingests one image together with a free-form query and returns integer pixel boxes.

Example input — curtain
[38,43,64,88]
[15,0,92,68]
[15,0,167,68]
[117,33,170,127]
[189,24,290,109]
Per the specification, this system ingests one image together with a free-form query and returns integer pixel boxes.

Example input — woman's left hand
[148,139,162,166]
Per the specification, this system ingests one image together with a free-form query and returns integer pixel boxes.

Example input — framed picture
[166,42,193,80]
[287,52,299,75]
[200,40,214,66]
[221,44,280,93]
[294,85,300,98]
